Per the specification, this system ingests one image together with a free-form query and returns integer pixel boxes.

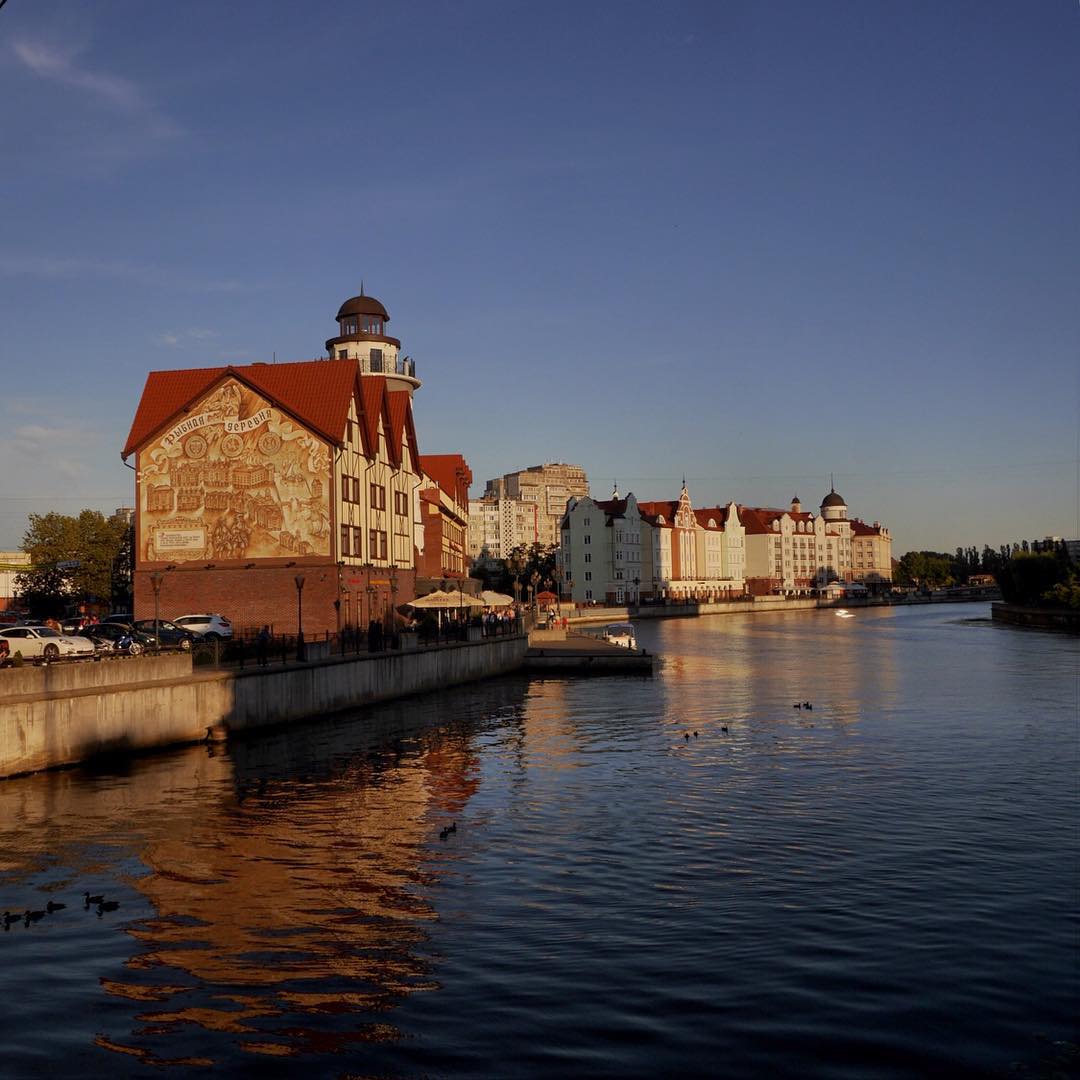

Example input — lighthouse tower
[325,287,421,397]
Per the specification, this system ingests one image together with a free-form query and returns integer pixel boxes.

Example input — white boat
[602,622,637,649]
[835,609,855,619]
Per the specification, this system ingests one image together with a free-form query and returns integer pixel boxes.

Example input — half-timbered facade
[123,292,430,635]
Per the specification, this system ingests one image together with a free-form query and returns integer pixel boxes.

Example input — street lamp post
[633,576,640,606]
[294,573,305,661]
[389,566,398,644]
[149,571,163,651]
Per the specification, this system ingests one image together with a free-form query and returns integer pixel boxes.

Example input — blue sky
[1,0,1076,554]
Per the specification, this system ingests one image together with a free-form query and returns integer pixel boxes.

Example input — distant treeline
[894,539,1077,609]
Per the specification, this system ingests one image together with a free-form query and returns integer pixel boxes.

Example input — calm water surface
[0,603,1076,1077]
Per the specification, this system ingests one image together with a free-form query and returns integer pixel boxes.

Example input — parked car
[173,614,233,640]
[131,619,197,650]
[103,613,135,625]
[80,622,155,656]
[0,625,96,661]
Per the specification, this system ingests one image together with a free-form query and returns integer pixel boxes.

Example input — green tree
[15,510,131,616]
[893,551,955,590]
[996,552,1071,607]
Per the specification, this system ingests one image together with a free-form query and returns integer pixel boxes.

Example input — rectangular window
[585,571,592,581]
[370,348,384,373]
[394,490,409,515]
[369,529,388,560]
[342,475,361,504]
[351,526,362,555]
[346,420,358,445]
[584,553,592,563]
[584,535,591,545]
[585,589,593,600]
[340,525,351,557]
[370,482,386,510]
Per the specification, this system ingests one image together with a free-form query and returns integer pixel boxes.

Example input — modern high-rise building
[481,463,589,549]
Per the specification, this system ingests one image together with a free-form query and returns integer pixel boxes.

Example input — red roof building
[417,454,473,582]
[121,292,445,636]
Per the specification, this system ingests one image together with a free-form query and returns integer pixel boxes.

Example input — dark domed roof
[336,294,389,321]
[821,489,846,508]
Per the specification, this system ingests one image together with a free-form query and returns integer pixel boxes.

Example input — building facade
[741,490,891,594]
[468,494,539,564]
[559,484,745,604]
[482,463,589,549]
[559,493,644,605]
[123,291,433,635]
[417,454,472,583]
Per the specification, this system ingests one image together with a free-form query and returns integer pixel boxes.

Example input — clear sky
[1,0,1077,555]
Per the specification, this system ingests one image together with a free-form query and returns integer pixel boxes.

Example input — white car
[0,625,96,661]
[173,613,233,640]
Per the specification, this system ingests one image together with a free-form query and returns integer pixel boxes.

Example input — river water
[0,602,1075,1078]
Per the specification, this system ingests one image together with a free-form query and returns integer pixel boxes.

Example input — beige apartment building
[741,489,892,594]
[482,463,589,548]
[467,495,539,564]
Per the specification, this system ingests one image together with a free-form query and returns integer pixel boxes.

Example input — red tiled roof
[737,506,786,534]
[122,359,361,458]
[637,500,677,526]
[594,497,627,518]
[850,519,885,536]
[359,376,387,457]
[420,454,472,500]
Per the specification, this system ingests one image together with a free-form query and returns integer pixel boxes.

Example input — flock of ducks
[681,702,817,743]
[3,891,119,929]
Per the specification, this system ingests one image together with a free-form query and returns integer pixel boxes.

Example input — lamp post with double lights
[149,571,163,651]
[294,574,305,661]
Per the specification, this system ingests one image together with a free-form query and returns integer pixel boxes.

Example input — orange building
[416,454,472,583]
[122,292,433,636]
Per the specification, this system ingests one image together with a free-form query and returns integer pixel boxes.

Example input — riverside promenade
[0,633,527,779]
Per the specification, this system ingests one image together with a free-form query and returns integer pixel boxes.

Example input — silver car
[0,625,96,661]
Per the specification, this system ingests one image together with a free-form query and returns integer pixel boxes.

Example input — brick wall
[134,564,340,637]
[134,564,417,637]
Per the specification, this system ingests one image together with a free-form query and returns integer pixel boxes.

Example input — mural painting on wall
[139,378,331,562]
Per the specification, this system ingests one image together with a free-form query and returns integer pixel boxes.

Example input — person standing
[256,625,271,667]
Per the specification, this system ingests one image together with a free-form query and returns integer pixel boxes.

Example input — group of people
[482,609,520,636]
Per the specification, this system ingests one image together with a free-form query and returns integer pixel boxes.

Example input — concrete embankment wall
[568,598,822,626]
[991,603,1079,634]
[0,636,527,779]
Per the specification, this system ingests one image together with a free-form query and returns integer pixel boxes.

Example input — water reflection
[0,681,528,1067]
[0,605,1074,1078]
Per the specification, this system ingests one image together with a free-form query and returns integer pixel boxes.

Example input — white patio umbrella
[408,590,484,609]
[481,590,514,608]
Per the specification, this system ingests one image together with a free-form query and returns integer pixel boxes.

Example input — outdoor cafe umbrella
[481,590,514,608]
[407,590,484,609]
[536,590,558,603]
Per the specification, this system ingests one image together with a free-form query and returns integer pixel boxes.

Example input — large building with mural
[123,290,450,636]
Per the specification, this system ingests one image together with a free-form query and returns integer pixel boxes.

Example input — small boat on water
[602,622,637,649]
[835,609,855,619]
